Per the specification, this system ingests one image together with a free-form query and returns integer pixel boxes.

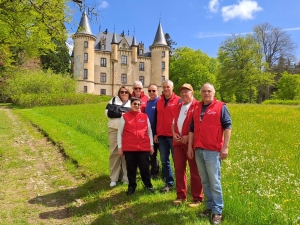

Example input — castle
[71,12,170,96]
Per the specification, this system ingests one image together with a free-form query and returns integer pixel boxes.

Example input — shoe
[126,187,135,196]
[188,200,202,207]
[173,198,186,205]
[146,187,155,194]
[160,184,172,193]
[151,174,158,180]
[199,209,212,217]
[110,181,117,187]
[212,214,222,224]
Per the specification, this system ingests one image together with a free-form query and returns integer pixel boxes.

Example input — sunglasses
[133,102,140,106]
[120,91,129,94]
[134,87,142,90]
[148,90,156,93]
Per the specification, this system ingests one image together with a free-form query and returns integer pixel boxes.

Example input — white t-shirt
[177,101,192,136]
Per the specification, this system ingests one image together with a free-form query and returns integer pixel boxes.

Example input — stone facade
[71,12,169,96]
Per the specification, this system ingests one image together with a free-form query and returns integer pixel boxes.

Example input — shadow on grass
[28,175,206,225]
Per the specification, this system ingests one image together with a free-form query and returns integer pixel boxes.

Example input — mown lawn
[14,103,300,225]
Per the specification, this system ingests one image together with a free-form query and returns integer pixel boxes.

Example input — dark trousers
[149,142,160,176]
[124,151,152,190]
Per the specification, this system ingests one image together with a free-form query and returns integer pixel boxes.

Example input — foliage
[217,34,274,103]
[165,33,177,55]
[0,0,69,70]
[170,47,218,99]
[262,99,300,105]
[40,39,71,74]
[13,103,300,225]
[275,72,300,100]
[1,69,92,106]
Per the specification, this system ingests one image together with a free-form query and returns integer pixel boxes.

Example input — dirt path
[0,107,88,225]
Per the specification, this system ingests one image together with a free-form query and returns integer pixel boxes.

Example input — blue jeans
[158,136,174,186]
[195,148,223,214]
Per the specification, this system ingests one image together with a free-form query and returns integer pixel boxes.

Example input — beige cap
[178,83,194,92]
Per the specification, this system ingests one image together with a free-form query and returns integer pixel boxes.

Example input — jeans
[195,148,223,214]
[158,136,174,186]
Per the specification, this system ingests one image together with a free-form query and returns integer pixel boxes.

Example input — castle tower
[111,32,118,62]
[150,22,170,86]
[131,35,138,64]
[73,11,96,93]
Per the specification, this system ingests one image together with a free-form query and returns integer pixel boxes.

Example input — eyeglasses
[133,103,140,106]
[148,90,156,93]
[120,91,129,94]
[134,87,142,90]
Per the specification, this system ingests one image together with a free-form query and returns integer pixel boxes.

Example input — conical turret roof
[152,22,167,46]
[76,11,92,35]
[131,35,138,46]
[111,32,118,44]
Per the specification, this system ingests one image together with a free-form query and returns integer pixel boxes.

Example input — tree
[0,0,68,72]
[217,34,273,103]
[40,40,71,74]
[169,47,218,99]
[165,33,177,55]
[276,72,300,100]
[253,23,297,101]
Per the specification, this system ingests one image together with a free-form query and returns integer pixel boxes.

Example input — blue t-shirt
[145,97,160,136]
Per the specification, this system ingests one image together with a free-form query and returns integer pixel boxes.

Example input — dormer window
[139,49,143,55]
[101,44,105,50]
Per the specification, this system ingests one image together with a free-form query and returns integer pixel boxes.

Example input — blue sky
[66,0,300,61]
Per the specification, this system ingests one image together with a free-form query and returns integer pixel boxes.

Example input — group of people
[105,80,232,225]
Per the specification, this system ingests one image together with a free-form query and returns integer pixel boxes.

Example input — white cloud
[222,0,262,22]
[208,0,220,13]
[99,1,109,9]
[283,27,300,31]
[196,31,252,38]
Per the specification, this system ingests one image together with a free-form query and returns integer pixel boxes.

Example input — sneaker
[212,214,222,224]
[110,181,117,187]
[146,187,155,194]
[188,200,202,207]
[173,198,186,205]
[199,209,212,217]
[126,187,135,196]
[160,184,172,193]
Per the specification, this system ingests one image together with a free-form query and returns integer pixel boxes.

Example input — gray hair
[133,80,143,88]
[200,82,216,94]
[162,79,174,87]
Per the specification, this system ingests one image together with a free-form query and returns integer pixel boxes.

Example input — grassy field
[12,103,300,225]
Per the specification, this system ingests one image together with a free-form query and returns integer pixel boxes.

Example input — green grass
[13,103,300,225]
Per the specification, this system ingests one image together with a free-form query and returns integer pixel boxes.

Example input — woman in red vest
[117,97,155,195]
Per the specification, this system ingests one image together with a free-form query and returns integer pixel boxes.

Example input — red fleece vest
[122,111,150,151]
[193,99,225,151]
[131,92,148,113]
[173,98,198,147]
[156,93,180,137]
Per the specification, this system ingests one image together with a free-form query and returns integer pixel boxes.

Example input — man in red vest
[172,83,204,207]
[154,79,180,192]
[188,83,232,225]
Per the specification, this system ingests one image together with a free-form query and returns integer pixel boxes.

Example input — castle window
[121,55,127,64]
[139,62,144,71]
[139,49,143,55]
[100,73,106,83]
[121,74,127,84]
[162,76,165,82]
[162,62,165,70]
[101,58,106,67]
[101,44,105,50]
[162,51,165,57]
[84,86,87,93]
[84,53,88,62]
[84,69,88,79]
[84,41,88,48]
[100,89,106,95]
[139,76,144,85]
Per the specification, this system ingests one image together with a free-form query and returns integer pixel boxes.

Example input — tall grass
[14,103,300,225]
